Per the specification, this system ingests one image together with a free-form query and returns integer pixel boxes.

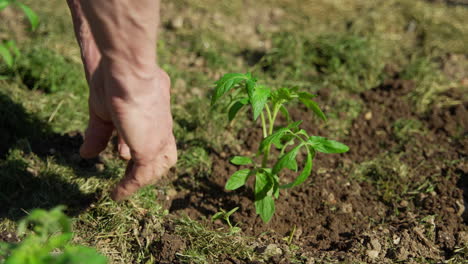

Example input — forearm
[80,0,161,78]
[66,0,100,84]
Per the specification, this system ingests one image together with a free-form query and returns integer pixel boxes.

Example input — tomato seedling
[211,73,349,222]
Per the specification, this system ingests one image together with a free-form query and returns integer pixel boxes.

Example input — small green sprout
[211,73,349,222]
[212,207,241,234]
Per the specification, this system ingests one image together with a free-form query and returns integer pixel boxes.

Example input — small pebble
[166,188,178,198]
[366,250,379,259]
[26,167,38,176]
[400,200,409,207]
[95,163,105,172]
[341,203,353,213]
[170,16,184,29]
[364,111,373,120]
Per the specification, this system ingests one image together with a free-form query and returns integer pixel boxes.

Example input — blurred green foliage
[0,207,107,264]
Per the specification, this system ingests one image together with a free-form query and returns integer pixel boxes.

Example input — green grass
[0,0,467,263]
[258,33,386,93]
[392,118,426,143]
[174,217,255,263]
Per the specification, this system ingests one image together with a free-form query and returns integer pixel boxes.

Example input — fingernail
[118,144,131,160]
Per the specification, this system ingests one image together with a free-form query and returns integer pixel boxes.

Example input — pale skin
[66,0,177,201]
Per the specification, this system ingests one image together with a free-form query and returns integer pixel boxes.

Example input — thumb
[80,112,114,159]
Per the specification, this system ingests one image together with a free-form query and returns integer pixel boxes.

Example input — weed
[211,73,348,222]
[211,207,241,234]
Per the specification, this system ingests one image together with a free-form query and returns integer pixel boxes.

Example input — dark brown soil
[0,231,18,244]
[165,78,467,262]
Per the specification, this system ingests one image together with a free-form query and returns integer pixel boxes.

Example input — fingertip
[118,139,131,160]
[110,176,142,201]
[79,142,98,159]
[110,161,147,201]
[80,114,113,159]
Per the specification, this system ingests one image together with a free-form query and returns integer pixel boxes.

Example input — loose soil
[165,78,467,263]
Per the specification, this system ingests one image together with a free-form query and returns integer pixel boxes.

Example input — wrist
[101,59,169,104]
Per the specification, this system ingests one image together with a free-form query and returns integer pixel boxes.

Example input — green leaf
[308,136,349,153]
[5,40,20,57]
[272,144,303,174]
[295,129,309,138]
[254,170,273,200]
[0,0,10,11]
[255,195,275,223]
[245,78,255,98]
[230,156,253,165]
[274,87,293,102]
[57,246,108,264]
[297,92,317,100]
[274,133,296,151]
[259,121,302,153]
[249,84,270,120]
[15,3,39,31]
[225,169,251,190]
[273,174,280,199]
[47,233,73,248]
[259,127,289,153]
[228,98,248,121]
[299,98,327,121]
[281,148,313,189]
[225,207,239,218]
[211,73,249,106]
[211,211,224,221]
[287,120,302,132]
[255,172,275,222]
[0,44,13,67]
[279,105,290,122]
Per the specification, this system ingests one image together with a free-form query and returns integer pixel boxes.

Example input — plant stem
[262,104,281,168]
[265,104,273,131]
[260,112,267,138]
[270,105,280,134]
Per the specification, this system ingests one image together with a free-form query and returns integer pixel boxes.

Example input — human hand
[67,0,176,201]
[80,62,177,201]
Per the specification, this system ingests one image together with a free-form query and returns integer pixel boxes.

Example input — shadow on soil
[169,171,253,219]
[0,92,104,221]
